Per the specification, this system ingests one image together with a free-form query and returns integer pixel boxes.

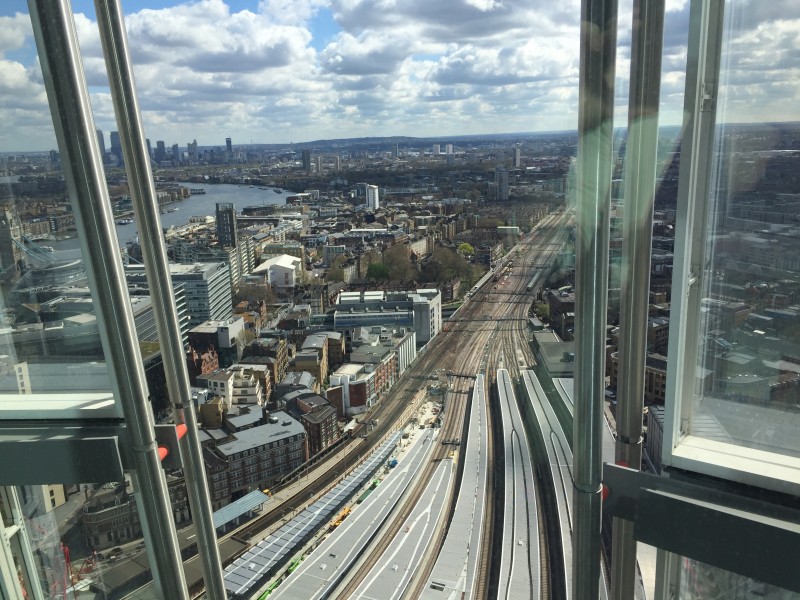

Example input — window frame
[662,0,800,496]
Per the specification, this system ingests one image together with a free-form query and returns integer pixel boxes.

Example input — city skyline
[2,0,797,153]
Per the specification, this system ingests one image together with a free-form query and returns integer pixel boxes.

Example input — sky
[0,0,798,152]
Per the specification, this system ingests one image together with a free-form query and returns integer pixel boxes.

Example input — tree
[367,262,391,280]
[234,282,275,306]
[457,242,474,256]
[382,244,416,281]
[326,266,345,282]
[535,302,550,321]
[326,255,347,282]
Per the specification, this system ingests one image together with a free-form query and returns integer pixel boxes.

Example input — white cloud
[0,0,798,151]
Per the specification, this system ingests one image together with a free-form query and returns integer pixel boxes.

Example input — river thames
[49,183,291,257]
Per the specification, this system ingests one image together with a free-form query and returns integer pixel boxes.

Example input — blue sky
[1,0,797,152]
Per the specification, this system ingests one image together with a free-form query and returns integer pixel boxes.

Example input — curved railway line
[333,376,472,597]
[496,368,540,600]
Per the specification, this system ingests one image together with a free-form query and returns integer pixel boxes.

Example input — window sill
[0,392,119,420]
[670,435,800,496]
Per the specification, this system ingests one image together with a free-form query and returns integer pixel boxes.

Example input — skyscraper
[446,143,453,155]
[172,143,180,164]
[110,130,123,166]
[316,156,322,173]
[216,202,237,249]
[302,149,312,173]
[513,146,521,168]
[96,128,106,163]
[495,166,509,201]
[366,185,380,211]
[433,144,441,155]
[188,139,198,163]
[155,140,166,164]
[225,137,232,154]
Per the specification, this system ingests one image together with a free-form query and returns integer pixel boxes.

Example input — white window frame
[662,0,800,496]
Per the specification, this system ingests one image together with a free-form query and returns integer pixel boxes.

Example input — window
[664,0,800,495]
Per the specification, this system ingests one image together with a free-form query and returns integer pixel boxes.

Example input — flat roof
[215,412,303,456]
[212,490,270,529]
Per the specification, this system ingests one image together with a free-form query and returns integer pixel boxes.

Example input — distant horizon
[6,121,800,156]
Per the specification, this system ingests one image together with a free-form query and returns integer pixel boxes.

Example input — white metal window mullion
[0,488,45,600]
[662,0,725,473]
[658,1,726,597]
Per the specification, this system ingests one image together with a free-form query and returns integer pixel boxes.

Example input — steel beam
[93,1,227,597]
[27,2,188,597]
[611,0,665,597]
[574,0,618,597]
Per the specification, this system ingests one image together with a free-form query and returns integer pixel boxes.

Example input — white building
[334,288,442,345]
[252,254,303,296]
[125,262,232,327]
[366,184,380,211]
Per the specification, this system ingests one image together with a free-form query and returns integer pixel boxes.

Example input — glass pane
[692,0,800,459]
[677,557,800,600]
[0,10,119,419]
[14,480,162,600]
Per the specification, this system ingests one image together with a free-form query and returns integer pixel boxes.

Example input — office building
[95,128,106,162]
[302,149,312,173]
[109,130,123,165]
[432,143,440,155]
[215,202,237,248]
[125,263,232,326]
[333,289,442,344]
[187,138,198,162]
[225,137,232,154]
[155,140,166,163]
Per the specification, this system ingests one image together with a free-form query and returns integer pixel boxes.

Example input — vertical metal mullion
[0,488,29,600]
[663,0,725,462]
[26,2,188,598]
[611,0,665,597]
[659,0,725,597]
[93,1,227,597]
[574,0,618,597]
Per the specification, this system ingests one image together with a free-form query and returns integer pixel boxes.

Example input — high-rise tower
[495,166,509,201]
[110,130,124,166]
[216,202,237,248]
[96,128,107,163]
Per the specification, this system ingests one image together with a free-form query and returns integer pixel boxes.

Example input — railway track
[335,378,471,597]
[203,210,573,600]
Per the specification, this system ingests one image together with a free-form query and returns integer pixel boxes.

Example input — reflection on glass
[0,126,115,411]
[678,557,799,600]
[13,480,170,600]
[693,0,800,459]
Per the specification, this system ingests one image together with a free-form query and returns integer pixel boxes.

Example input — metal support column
[27,2,189,598]
[574,0,618,597]
[611,0,665,598]
[93,1,227,597]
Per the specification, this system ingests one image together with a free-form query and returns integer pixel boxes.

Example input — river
[48,183,290,257]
